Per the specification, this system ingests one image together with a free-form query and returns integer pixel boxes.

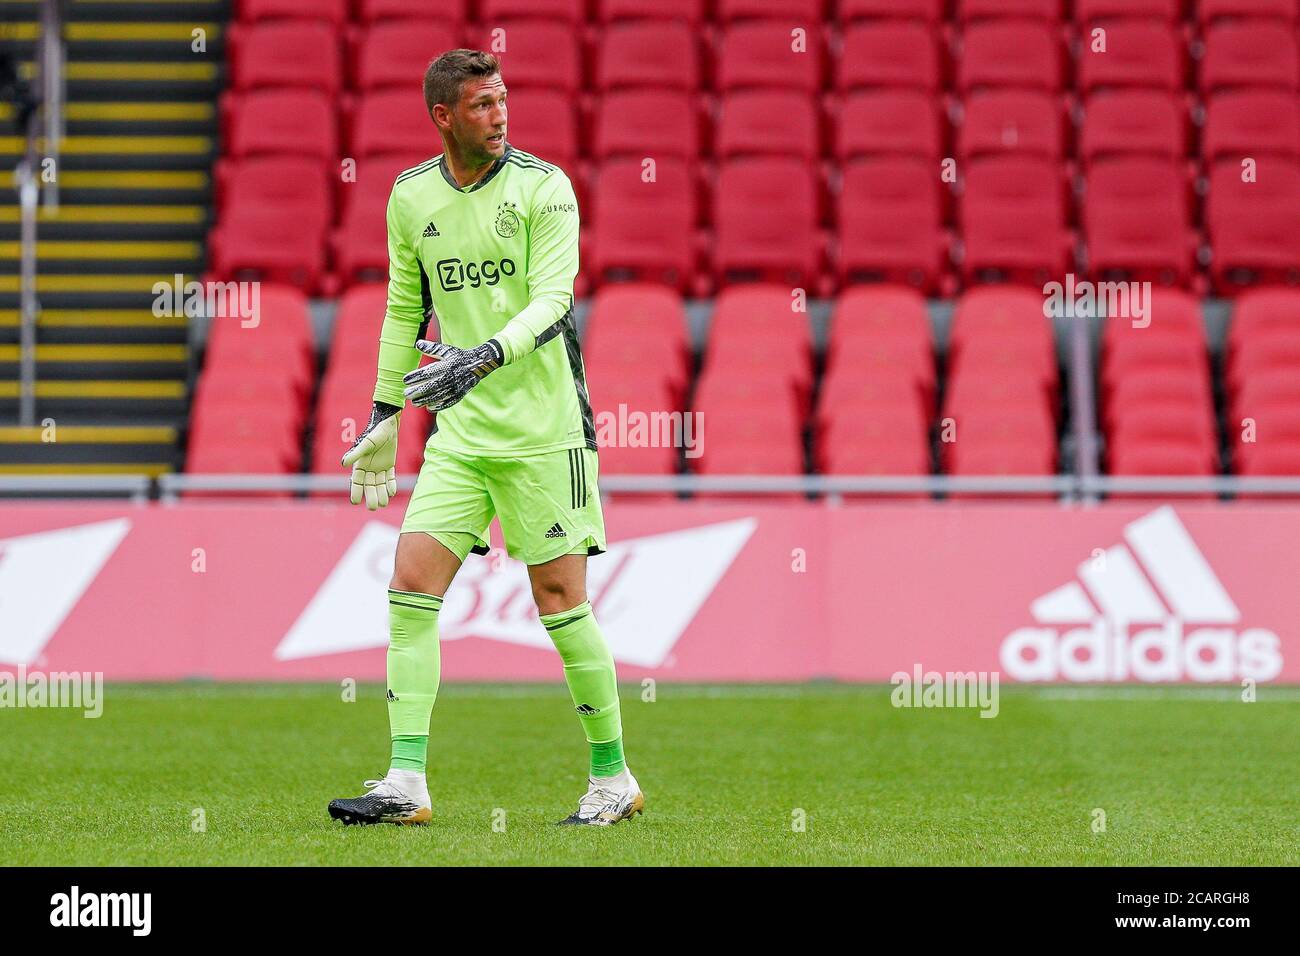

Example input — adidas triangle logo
[544,522,567,539]
[1001,506,1282,683]
[422,221,439,238]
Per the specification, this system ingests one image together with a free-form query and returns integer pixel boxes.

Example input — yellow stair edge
[0,426,177,443]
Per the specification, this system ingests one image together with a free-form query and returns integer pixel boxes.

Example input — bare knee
[529,554,588,616]
[389,532,460,596]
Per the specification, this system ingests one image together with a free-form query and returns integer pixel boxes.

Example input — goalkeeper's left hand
[402,338,503,411]
[341,402,401,510]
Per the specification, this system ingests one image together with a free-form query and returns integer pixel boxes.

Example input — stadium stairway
[0,0,225,476]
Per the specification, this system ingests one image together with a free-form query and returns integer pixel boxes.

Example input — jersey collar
[440,144,513,194]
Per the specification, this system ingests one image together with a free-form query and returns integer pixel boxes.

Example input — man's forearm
[492,291,572,365]
[372,319,424,407]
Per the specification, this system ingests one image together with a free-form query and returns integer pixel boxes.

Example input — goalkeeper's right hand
[341,402,401,510]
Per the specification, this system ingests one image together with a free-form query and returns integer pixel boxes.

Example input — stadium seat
[957,90,1064,159]
[938,405,1056,470]
[209,210,326,292]
[227,89,336,161]
[837,157,947,290]
[837,22,942,92]
[238,0,348,26]
[463,21,581,92]
[1200,21,1299,92]
[327,284,386,374]
[717,0,823,20]
[716,91,820,161]
[1206,159,1300,290]
[1080,91,1186,162]
[839,0,944,23]
[713,159,820,287]
[352,89,441,158]
[596,0,705,24]
[500,89,578,170]
[217,156,332,236]
[1227,287,1300,354]
[1076,22,1184,94]
[1198,0,1299,25]
[355,21,459,91]
[230,20,342,94]
[1203,91,1300,163]
[596,22,700,91]
[1084,157,1195,284]
[959,156,1071,283]
[336,152,429,224]
[836,90,943,160]
[1074,0,1180,21]
[594,90,700,160]
[1234,442,1300,478]
[589,158,696,290]
[717,21,825,93]
[956,20,1062,92]
[816,400,930,475]
[357,0,467,21]
[956,0,1063,21]
[480,0,587,22]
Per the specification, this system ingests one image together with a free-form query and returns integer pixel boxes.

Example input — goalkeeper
[328,50,643,828]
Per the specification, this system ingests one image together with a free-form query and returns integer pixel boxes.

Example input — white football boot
[328,770,432,826]
[557,768,645,826]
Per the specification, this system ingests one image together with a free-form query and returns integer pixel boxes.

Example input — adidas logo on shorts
[545,522,567,539]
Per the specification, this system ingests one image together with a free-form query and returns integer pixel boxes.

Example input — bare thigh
[390,532,463,597]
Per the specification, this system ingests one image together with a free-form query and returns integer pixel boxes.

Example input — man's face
[442,73,507,163]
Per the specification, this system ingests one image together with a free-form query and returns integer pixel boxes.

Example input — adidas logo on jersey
[422,221,440,238]
[544,523,567,539]
[1001,506,1282,683]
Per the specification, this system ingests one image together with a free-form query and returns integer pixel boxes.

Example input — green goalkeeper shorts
[401,444,606,566]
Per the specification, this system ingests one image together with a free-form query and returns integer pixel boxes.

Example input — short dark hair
[423,49,501,114]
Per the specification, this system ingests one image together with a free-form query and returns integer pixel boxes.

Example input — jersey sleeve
[491,170,580,365]
[372,183,428,407]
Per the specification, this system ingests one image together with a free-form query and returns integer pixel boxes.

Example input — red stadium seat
[351,90,440,158]
[1076,22,1184,93]
[1080,91,1186,162]
[357,0,467,22]
[597,0,706,23]
[337,152,428,223]
[1074,0,1180,20]
[1084,157,1195,285]
[1234,442,1300,478]
[836,90,943,160]
[217,156,332,235]
[817,400,930,473]
[463,21,581,92]
[1108,440,1218,477]
[589,158,696,290]
[1198,0,1299,25]
[355,21,459,91]
[959,156,1071,283]
[209,210,326,292]
[957,89,1063,159]
[1200,21,1299,92]
[713,159,820,287]
[837,22,942,92]
[829,285,932,346]
[717,0,823,20]
[717,21,825,93]
[957,20,1062,92]
[939,406,1056,469]
[837,157,946,290]
[238,0,347,26]
[1203,91,1300,163]
[716,91,820,161]
[707,284,814,376]
[480,0,586,22]
[594,90,700,160]
[327,284,386,373]
[228,89,336,161]
[596,22,700,91]
[1206,159,1300,290]
[230,21,342,94]
[956,0,1063,20]
[1228,287,1300,353]
[950,284,1057,356]
[840,0,944,21]
[500,89,577,170]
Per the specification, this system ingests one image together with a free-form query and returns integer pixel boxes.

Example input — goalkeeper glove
[341,401,401,510]
[402,338,503,411]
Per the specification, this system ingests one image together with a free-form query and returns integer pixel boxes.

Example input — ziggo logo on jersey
[437,257,516,292]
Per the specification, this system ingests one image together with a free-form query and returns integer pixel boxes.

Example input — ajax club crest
[494,201,521,238]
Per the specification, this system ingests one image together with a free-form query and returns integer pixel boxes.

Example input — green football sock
[386,589,442,772]
[540,600,626,777]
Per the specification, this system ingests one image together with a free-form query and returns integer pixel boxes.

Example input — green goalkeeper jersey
[372,144,594,457]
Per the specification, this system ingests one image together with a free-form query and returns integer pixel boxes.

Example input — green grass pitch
[1,683,1297,866]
